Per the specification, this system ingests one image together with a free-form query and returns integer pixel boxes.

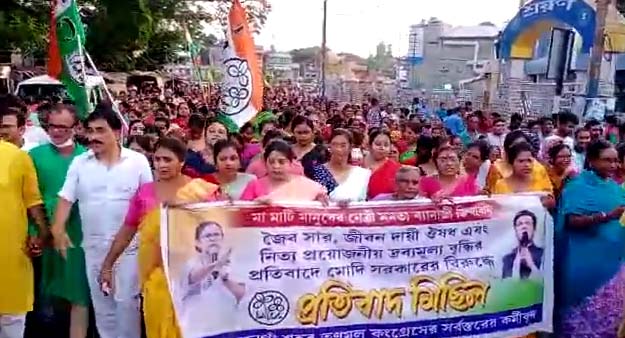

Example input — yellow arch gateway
[500,0,625,60]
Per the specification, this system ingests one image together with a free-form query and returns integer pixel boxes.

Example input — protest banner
[162,195,553,338]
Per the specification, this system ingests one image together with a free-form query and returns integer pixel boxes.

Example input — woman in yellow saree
[485,130,551,194]
[99,138,220,338]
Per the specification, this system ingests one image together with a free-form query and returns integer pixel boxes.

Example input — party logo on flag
[221,0,263,128]
[48,0,93,119]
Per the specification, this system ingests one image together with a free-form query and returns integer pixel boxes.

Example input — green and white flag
[184,25,204,83]
[51,0,92,119]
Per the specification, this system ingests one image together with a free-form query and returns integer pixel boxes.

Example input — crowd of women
[6,84,625,338]
[118,95,625,338]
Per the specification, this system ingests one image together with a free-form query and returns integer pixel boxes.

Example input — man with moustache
[0,95,39,151]
[0,95,49,338]
[51,104,152,338]
[29,104,90,338]
[573,127,592,170]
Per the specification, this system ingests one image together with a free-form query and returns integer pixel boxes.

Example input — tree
[87,0,271,70]
[366,41,394,72]
[619,0,625,16]
[0,0,271,70]
[290,46,322,64]
[0,0,50,62]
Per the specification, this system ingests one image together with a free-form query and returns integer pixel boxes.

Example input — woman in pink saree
[245,129,304,178]
[241,140,328,203]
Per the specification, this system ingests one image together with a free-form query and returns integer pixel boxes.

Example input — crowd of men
[2,80,625,338]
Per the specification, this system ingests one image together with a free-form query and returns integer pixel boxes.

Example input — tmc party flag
[49,0,92,119]
[221,0,263,128]
[184,25,200,62]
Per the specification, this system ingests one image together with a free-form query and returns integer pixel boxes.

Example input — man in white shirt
[51,105,152,338]
[486,118,507,149]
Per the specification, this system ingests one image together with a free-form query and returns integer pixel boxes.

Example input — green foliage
[366,41,394,72]
[0,0,49,59]
[2,0,271,70]
[290,47,322,64]
[85,0,154,71]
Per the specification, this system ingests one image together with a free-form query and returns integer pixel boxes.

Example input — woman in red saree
[419,145,479,199]
[365,129,402,200]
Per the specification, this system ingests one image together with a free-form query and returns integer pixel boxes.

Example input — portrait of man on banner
[502,210,544,280]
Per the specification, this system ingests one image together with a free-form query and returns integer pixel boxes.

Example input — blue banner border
[200,304,543,338]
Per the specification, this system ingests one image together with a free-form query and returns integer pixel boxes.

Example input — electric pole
[584,0,609,117]
[320,0,327,99]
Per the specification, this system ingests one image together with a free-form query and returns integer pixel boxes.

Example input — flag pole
[76,33,88,94]
[320,0,328,99]
[83,49,129,132]
[183,22,209,107]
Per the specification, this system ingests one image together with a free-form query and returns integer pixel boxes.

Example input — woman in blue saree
[556,139,625,337]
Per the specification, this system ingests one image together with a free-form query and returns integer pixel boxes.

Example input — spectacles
[397,178,420,185]
[437,156,458,163]
[48,123,74,131]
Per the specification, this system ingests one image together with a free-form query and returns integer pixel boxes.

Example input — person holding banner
[556,139,625,337]
[419,145,479,199]
[240,140,328,203]
[372,166,426,201]
[203,139,255,200]
[311,128,371,202]
[99,137,220,338]
[365,129,402,200]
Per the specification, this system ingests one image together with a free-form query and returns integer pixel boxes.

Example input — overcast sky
[254,0,521,57]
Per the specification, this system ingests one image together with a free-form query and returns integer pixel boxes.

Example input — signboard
[499,0,596,59]
[163,196,553,338]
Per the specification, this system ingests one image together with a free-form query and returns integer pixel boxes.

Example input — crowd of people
[2,81,625,338]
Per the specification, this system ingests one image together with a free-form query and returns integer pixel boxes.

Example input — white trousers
[0,314,25,338]
[84,242,141,338]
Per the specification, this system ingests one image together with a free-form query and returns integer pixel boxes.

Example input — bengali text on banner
[162,195,553,338]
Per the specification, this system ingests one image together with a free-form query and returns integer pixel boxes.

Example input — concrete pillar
[509,59,526,78]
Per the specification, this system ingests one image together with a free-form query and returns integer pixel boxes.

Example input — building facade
[408,18,499,94]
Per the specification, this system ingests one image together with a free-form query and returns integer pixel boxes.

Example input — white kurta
[59,148,153,338]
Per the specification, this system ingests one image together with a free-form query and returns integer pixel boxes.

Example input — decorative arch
[498,0,596,60]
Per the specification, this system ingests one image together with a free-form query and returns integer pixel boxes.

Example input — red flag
[47,0,62,78]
